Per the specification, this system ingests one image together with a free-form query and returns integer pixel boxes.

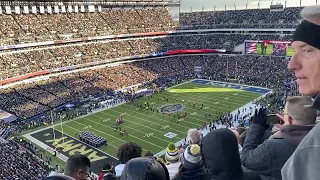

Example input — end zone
[23,128,119,174]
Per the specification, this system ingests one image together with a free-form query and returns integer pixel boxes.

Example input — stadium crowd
[0,55,293,119]
[0,8,174,45]
[1,4,320,180]
[180,7,302,29]
[0,33,293,79]
[0,6,303,46]
[0,139,54,179]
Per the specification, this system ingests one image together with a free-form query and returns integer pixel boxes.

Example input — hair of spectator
[144,150,154,157]
[285,96,317,125]
[301,5,320,25]
[188,129,201,144]
[64,154,91,176]
[117,142,142,164]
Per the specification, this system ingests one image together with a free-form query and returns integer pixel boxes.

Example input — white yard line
[88,112,182,140]
[25,79,272,160]
[24,101,127,136]
[109,106,196,131]
[155,80,272,157]
[73,117,164,150]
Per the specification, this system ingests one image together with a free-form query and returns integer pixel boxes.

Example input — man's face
[288,41,320,96]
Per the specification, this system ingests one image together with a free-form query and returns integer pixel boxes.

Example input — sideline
[24,79,272,159]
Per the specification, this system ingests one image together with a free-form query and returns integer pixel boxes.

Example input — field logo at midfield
[159,103,184,113]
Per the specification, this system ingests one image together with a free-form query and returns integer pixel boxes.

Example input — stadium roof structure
[0,0,180,6]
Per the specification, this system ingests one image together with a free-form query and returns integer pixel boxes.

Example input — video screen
[245,40,294,57]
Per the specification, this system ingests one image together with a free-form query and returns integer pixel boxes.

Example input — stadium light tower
[285,0,287,8]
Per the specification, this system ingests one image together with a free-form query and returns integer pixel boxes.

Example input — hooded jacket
[120,157,170,180]
[172,165,210,180]
[201,129,261,180]
[241,124,313,179]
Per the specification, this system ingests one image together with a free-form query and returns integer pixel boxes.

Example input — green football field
[286,46,294,57]
[256,44,274,55]
[256,43,294,57]
[32,81,263,158]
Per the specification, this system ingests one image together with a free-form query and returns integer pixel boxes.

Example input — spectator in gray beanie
[281,5,320,180]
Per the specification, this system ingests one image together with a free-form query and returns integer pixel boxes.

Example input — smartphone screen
[266,114,280,125]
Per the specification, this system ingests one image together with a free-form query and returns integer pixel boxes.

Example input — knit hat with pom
[181,144,202,170]
[165,143,179,163]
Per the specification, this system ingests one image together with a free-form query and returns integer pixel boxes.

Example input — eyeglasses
[77,170,90,179]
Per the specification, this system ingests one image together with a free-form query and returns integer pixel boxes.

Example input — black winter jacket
[172,166,211,180]
[120,157,170,180]
[240,124,313,179]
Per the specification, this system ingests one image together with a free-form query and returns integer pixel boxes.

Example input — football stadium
[0,0,319,179]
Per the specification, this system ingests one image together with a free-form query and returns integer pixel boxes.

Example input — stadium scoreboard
[244,40,294,57]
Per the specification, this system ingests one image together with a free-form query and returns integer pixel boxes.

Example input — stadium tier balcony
[0,55,293,119]
[0,8,174,46]
[179,7,302,29]
[0,33,293,80]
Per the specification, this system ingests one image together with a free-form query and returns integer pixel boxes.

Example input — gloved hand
[253,108,269,129]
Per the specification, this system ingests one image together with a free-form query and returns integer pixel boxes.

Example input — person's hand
[253,108,269,129]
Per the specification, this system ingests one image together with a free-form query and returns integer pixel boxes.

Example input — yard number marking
[161,125,170,129]
[144,133,154,138]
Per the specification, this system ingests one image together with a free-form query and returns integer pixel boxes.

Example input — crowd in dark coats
[0,55,293,120]
[0,54,296,180]
[180,7,302,29]
[0,8,174,46]
[0,34,292,79]
[0,140,53,179]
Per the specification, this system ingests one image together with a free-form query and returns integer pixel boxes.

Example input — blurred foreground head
[120,157,170,180]
[201,128,243,180]
[288,5,320,96]
[65,154,91,180]
[117,142,142,164]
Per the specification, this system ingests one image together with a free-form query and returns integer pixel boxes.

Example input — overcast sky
[178,0,318,12]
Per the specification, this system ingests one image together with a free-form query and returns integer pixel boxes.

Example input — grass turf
[256,44,274,55]
[43,82,262,158]
[256,43,294,57]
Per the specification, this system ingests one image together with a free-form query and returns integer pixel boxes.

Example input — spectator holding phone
[241,96,316,180]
